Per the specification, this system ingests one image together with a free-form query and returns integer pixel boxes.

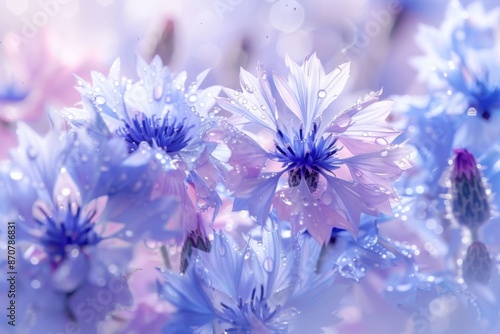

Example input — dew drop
[197,198,209,211]
[362,131,368,137]
[95,96,106,105]
[263,257,274,273]
[380,150,389,157]
[144,239,157,249]
[218,242,226,257]
[202,275,212,288]
[9,169,23,181]
[321,191,333,205]
[27,146,38,159]
[317,90,327,99]
[153,84,163,100]
[375,137,388,145]
[467,107,477,116]
[31,280,41,289]
[189,94,198,103]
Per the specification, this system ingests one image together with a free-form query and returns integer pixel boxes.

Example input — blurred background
[0,0,454,148]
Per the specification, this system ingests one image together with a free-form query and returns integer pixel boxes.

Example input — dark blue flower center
[221,285,284,332]
[117,113,194,154]
[273,122,341,191]
[35,206,101,262]
[468,78,500,121]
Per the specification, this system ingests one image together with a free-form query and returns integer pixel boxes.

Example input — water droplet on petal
[153,84,163,100]
[218,242,226,257]
[263,256,274,273]
[467,107,477,116]
[321,191,333,205]
[9,169,23,181]
[144,239,157,249]
[375,137,388,145]
[317,90,327,99]
[95,96,106,105]
[27,146,38,159]
[31,279,41,289]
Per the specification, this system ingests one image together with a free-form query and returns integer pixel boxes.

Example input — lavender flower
[217,54,410,243]
[159,216,344,333]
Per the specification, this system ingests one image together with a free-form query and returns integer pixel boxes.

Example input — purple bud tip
[452,148,478,180]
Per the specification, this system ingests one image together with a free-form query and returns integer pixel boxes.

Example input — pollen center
[117,113,194,154]
[273,122,340,192]
[36,206,101,262]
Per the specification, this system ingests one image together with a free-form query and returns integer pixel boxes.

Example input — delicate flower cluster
[0,52,412,333]
[3,1,500,331]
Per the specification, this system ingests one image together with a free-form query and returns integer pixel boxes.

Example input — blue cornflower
[60,56,226,240]
[35,204,101,262]
[412,2,500,127]
[216,54,410,243]
[158,216,344,333]
[0,121,175,332]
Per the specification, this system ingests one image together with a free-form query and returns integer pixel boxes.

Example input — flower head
[159,216,344,333]
[35,204,101,263]
[0,121,175,332]
[217,54,410,243]
[60,56,227,240]
[413,1,500,120]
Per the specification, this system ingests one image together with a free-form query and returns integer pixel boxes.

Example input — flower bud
[463,241,492,285]
[449,149,490,231]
